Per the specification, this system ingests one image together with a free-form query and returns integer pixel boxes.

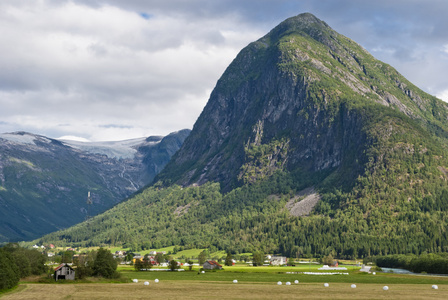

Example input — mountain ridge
[0,129,190,242]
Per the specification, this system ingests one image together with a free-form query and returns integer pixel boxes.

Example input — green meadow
[3,264,448,299]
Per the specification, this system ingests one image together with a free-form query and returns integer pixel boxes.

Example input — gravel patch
[286,187,321,217]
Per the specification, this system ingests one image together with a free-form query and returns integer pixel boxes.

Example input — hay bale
[277,281,282,285]
[201,271,205,274]
[144,281,149,286]
[351,284,356,288]
[154,279,159,283]
[294,280,299,284]
[286,282,291,285]
[372,272,376,275]
[233,280,238,283]
[383,286,389,291]
[132,279,138,283]
[324,283,329,287]
[432,285,438,290]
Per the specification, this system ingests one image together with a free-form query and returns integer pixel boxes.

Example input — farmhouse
[203,260,222,270]
[270,256,287,266]
[54,263,75,281]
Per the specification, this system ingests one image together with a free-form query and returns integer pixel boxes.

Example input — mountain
[157,13,448,191]
[0,129,190,242]
[38,14,448,257]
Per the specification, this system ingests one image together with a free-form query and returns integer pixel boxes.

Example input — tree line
[0,243,46,291]
[374,253,448,274]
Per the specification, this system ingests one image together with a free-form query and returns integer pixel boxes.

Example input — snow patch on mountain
[60,137,159,160]
[0,132,51,145]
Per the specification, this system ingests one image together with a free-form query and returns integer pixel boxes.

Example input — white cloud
[437,90,448,102]
[0,0,262,141]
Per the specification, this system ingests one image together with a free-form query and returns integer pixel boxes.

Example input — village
[30,244,306,281]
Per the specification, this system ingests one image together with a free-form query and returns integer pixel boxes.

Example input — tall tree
[225,252,233,266]
[92,248,118,278]
[252,252,264,267]
[0,249,20,290]
[198,250,207,265]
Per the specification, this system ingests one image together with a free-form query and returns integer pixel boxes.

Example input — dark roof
[54,263,74,271]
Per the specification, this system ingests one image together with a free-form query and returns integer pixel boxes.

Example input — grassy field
[3,264,448,299]
[2,282,447,299]
[118,265,448,285]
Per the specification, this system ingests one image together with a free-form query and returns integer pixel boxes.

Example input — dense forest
[0,244,47,290]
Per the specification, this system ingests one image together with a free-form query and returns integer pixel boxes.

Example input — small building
[203,260,222,270]
[270,256,287,266]
[54,263,75,281]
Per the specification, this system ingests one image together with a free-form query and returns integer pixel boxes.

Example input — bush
[169,260,179,271]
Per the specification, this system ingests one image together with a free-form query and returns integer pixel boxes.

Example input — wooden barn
[54,263,75,281]
[203,260,222,270]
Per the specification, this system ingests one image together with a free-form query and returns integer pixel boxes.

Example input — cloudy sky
[1,0,447,141]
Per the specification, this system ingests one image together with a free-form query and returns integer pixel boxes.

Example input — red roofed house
[54,263,75,281]
[203,260,223,270]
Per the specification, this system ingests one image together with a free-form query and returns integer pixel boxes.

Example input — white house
[270,256,287,266]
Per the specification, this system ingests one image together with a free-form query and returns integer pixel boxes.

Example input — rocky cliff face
[0,130,189,242]
[158,13,447,191]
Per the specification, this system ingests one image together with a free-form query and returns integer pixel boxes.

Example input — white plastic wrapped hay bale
[324,283,329,287]
[233,279,238,283]
[277,281,282,285]
[432,285,438,290]
[351,284,356,288]
[285,282,291,285]
[132,279,138,283]
[144,281,149,286]
[154,279,159,283]
[383,286,389,291]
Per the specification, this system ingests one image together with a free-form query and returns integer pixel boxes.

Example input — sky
[0,0,447,142]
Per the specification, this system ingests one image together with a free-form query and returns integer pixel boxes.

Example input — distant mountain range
[38,13,448,257]
[0,129,190,242]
